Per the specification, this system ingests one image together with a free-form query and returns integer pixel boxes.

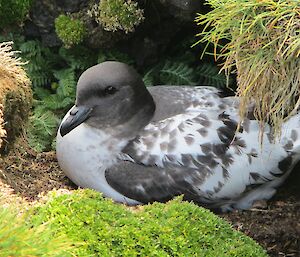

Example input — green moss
[31,189,267,257]
[0,205,74,257]
[91,0,144,33]
[55,15,86,48]
[0,0,32,28]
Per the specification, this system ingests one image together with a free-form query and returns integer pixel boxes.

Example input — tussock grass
[0,42,31,148]
[0,42,30,86]
[195,0,300,138]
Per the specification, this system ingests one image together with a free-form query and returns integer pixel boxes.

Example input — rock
[25,0,128,48]
[158,0,201,21]
[26,0,61,46]
[41,32,62,47]
[55,0,89,13]
[26,0,90,47]
[251,200,268,210]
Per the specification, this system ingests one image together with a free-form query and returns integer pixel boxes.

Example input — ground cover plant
[30,189,267,257]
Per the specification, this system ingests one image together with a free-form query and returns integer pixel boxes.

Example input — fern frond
[19,40,42,56]
[18,40,55,87]
[159,61,196,85]
[196,63,228,88]
[27,110,59,152]
[53,68,76,98]
[59,47,96,70]
[43,94,73,111]
[25,61,42,73]
[33,87,52,100]
[143,68,155,87]
[29,72,52,87]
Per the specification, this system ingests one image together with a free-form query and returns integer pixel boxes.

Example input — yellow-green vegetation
[90,0,144,33]
[195,0,300,138]
[0,206,75,257]
[31,189,267,257]
[0,0,32,28]
[55,15,86,48]
[0,42,32,150]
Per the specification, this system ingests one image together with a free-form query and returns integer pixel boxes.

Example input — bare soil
[0,149,299,257]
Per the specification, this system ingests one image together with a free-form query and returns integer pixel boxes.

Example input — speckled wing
[122,86,244,169]
[106,86,295,208]
[105,161,209,204]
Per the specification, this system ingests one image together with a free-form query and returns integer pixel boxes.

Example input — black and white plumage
[56,61,300,211]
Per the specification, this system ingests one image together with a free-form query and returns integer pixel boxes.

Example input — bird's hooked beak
[60,106,93,137]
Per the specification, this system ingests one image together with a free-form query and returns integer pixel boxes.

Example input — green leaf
[33,87,52,100]
[43,94,73,111]
[29,71,52,87]
[53,68,76,98]
[142,68,155,87]
[59,46,96,70]
[27,110,59,152]
[196,63,228,88]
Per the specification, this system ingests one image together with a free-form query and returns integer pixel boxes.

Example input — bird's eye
[104,86,117,95]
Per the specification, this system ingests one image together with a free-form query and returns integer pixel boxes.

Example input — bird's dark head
[60,61,155,137]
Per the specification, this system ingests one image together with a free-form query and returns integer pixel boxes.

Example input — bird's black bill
[60,106,93,137]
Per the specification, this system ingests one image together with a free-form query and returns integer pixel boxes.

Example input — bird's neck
[108,101,155,139]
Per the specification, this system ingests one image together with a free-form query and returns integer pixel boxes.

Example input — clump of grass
[0,41,30,86]
[89,0,144,33]
[0,205,75,257]
[195,0,300,138]
[0,41,32,150]
[30,189,267,256]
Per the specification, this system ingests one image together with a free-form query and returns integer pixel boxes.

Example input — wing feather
[106,87,293,209]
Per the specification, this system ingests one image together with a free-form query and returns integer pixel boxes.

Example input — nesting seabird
[56,61,299,211]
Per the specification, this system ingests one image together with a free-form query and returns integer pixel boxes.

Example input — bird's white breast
[56,113,140,205]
